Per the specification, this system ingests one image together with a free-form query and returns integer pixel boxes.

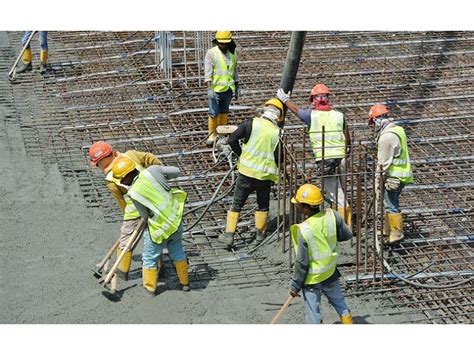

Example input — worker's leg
[38,31,49,74]
[322,279,352,324]
[17,31,33,74]
[115,218,141,280]
[302,284,323,324]
[142,227,165,295]
[206,92,220,147]
[254,179,272,242]
[385,184,405,244]
[166,223,190,291]
[216,89,233,127]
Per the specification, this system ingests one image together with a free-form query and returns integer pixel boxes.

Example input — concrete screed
[0,32,410,324]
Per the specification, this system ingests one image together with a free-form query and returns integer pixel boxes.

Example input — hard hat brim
[216,39,231,43]
[291,197,298,204]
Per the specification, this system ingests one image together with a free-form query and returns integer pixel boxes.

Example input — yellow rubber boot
[116,248,132,281]
[338,206,352,230]
[340,312,353,324]
[206,116,218,147]
[383,213,391,237]
[387,213,404,244]
[40,50,48,64]
[217,113,228,126]
[17,48,33,74]
[255,211,269,243]
[22,48,32,63]
[218,211,239,247]
[142,267,158,295]
[174,259,190,291]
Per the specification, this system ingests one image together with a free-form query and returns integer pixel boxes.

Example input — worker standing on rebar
[368,104,414,245]
[289,183,353,324]
[89,141,163,281]
[111,156,190,296]
[204,31,239,147]
[218,98,285,248]
[277,84,352,227]
[16,31,49,75]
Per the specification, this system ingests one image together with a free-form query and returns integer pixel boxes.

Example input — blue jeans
[142,223,186,269]
[22,31,48,51]
[384,183,405,213]
[302,279,350,324]
[208,89,233,117]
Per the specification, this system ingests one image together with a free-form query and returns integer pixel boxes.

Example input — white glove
[277,88,291,103]
[385,177,400,191]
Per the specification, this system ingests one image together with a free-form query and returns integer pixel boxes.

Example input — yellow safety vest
[105,152,144,221]
[290,209,338,285]
[379,125,414,184]
[238,116,279,183]
[128,169,187,244]
[309,110,346,160]
[210,46,237,93]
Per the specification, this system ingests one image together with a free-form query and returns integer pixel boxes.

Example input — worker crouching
[218,98,284,248]
[111,156,190,296]
[368,104,414,245]
[289,184,353,324]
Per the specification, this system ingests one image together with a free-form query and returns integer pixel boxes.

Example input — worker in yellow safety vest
[289,184,353,324]
[368,104,414,244]
[111,156,190,296]
[218,98,285,248]
[204,30,239,147]
[277,84,352,227]
[89,141,163,281]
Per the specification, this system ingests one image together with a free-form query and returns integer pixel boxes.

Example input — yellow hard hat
[265,98,285,116]
[215,31,232,43]
[291,184,324,206]
[112,156,136,180]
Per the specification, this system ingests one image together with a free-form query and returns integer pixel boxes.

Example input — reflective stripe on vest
[290,209,338,284]
[128,169,187,244]
[309,110,346,160]
[238,117,279,183]
[210,46,236,93]
[105,152,144,220]
[379,126,414,184]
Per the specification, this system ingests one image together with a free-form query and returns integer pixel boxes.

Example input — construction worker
[204,31,239,147]
[368,104,414,244]
[111,156,190,295]
[89,141,163,281]
[289,183,353,324]
[218,98,285,248]
[16,31,49,74]
[277,85,352,227]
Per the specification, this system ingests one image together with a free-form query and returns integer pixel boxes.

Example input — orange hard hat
[89,141,113,166]
[368,104,389,121]
[311,83,331,96]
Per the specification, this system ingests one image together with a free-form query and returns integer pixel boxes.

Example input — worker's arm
[289,232,309,293]
[204,49,213,86]
[132,199,150,220]
[146,165,181,190]
[228,119,252,157]
[106,181,126,213]
[284,100,300,116]
[376,131,400,175]
[126,150,162,168]
[343,116,351,154]
[334,210,353,242]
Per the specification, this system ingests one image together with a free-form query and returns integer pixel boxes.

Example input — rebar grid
[3,31,473,322]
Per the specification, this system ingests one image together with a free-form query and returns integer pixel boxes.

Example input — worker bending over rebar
[218,98,285,248]
[278,84,352,227]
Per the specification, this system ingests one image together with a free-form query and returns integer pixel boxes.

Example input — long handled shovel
[93,238,120,279]
[270,295,296,324]
[8,31,36,82]
[99,219,146,288]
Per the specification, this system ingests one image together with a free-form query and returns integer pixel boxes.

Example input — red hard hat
[368,104,389,121]
[89,141,113,165]
[311,83,331,96]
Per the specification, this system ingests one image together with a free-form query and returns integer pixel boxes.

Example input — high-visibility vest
[210,46,237,93]
[128,169,187,244]
[238,117,279,183]
[290,209,338,285]
[105,152,144,221]
[379,125,414,184]
[309,110,346,160]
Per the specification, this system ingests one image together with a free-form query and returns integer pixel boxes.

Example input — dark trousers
[231,173,272,212]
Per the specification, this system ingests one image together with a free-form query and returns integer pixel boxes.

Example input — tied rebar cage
[2,30,472,323]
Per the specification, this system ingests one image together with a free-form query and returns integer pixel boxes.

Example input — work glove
[277,88,291,103]
[234,82,240,100]
[385,177,400,191]
[289,289,300,298]
[207,88,217,100]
